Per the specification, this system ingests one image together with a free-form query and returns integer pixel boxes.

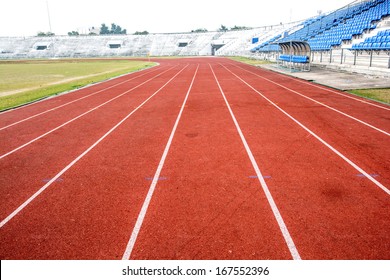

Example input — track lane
[1,57,389,260]
[212,61,390,259]
[0,63,194,259]
[122,64,200,259]
[228,61,390,130]
[0,65,187,222]
[222,63,390,190]
[129,62,295,260]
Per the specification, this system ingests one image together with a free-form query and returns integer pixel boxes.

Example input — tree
[218,25,228,32]
[99,23,127,35]
[110,23,126,34]
[134,31,149,35]
[230,25,249,31]
[100,23,110,35]
[68,31,79,36]
[37,31,55,37]
[191,28,208,33]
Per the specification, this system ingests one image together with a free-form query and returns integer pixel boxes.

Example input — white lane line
[0,66,176,160]
[0,65,189,229]
[222,64,390,196]
[210,64,301,260]
[232,64,390,136]
[231,62,390,111]
[0,65,163,130]
[122,65,199,260]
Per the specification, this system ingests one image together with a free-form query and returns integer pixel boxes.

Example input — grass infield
[0,59,156,111]
[347,88,390,104]
[228,56,273,66]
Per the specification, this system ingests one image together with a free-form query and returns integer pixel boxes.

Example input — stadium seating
[251,34,281,52]
[351,29,390,50]
[0,33,219,58]
[307,0,389,51]
[253,0,389,52]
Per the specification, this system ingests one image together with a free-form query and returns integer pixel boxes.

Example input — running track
[0,57,389,260]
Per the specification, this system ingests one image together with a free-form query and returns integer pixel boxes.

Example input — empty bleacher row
[0,23,298,59]
[0,35,155,58]
[249,0,390,72]
[249,0,389,52]
[0,25,298,59]
[216,23,298,56]
[307,0,389,51]
[277,0,385,50]
[0,32,223,59]
[352,29,390,50]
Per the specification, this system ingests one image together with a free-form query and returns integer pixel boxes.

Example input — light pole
[46,1,52,34]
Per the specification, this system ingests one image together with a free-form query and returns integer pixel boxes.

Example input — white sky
[0,0,354,36]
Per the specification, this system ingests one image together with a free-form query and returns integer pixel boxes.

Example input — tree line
[37,23,250,37]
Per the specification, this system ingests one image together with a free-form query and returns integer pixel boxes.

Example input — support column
[369,51,373,67]
[388,53,390,69]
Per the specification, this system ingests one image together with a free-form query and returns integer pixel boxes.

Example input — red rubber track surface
[0,57,389,260]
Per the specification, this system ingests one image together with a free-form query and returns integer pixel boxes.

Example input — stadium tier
[254,0,389,52]
[352,29,390,50]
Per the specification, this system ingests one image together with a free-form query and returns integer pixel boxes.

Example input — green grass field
[228,56,273,66]
[0,59,156,111]
[348,88,390,104]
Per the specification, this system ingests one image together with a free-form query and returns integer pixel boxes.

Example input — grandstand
[252,0,390,73]
[0,0,389,74]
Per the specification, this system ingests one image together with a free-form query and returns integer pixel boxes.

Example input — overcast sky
[0,0,354,36]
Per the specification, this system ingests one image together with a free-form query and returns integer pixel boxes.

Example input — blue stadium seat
[301,0,388,51]
[278,54,309,63]
[372,42,381,49]
[352,42,364,50]
[254,0,389,53]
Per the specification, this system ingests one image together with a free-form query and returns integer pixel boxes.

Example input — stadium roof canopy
[277,41,311,55]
